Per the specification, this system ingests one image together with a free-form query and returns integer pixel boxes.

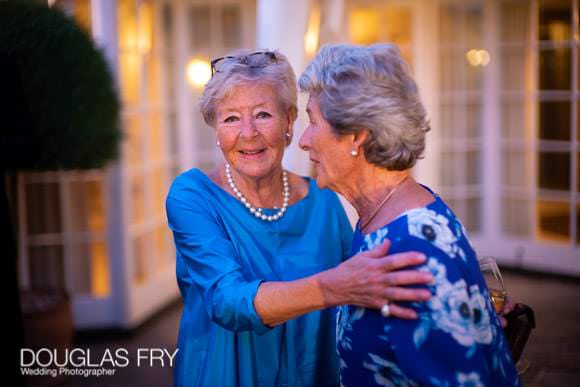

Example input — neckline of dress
[356,186,441,238]
[193,168,315,212]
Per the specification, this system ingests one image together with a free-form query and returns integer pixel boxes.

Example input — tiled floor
[54,270,580,387]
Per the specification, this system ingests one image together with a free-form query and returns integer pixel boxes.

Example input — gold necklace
[360,175,410,232]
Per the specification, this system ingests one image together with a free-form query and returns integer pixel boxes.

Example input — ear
[351,128,369,150]
[285,106,298,145]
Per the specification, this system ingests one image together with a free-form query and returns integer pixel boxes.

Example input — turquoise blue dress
[337,188,521,386]
[166,168,353,387]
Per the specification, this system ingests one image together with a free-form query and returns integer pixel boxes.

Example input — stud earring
[216,140,221,147]
[351,149,358,157]
[285,132,291,138]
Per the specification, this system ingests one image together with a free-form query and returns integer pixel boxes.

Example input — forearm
[254,268,342,327]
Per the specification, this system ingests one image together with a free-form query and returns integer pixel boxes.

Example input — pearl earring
[351,149,358,157]
[216,140,221,147]
[285,132,291,138]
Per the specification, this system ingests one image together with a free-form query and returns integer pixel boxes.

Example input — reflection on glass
[539,48,571,90]
[26,182,62,235]
[538,152,570,191]
[537,200,570,242]
[502,198,531,236]
[538,0,572,41]
[539,101,571,141]
[29,245,65,289]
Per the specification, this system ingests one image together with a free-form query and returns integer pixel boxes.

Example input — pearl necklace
[225,164,290,221]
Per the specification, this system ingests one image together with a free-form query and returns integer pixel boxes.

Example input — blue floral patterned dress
[337,188,521,387]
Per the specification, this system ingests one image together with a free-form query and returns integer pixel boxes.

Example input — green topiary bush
[0,2,121,170]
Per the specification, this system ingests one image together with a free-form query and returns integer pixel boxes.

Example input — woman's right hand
[319,240,433,319]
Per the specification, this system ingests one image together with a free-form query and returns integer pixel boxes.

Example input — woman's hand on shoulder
[318,240,433,319]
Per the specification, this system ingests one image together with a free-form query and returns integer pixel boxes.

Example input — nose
[298,126,311,151]
[240,118,258,139]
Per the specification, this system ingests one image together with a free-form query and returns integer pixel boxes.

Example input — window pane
[466,151,481,185]
[149,111,164,163]
[26,182,62,235]
[465,3,483,47]
[151,168,168,218]
[466,102,482,138]
[155,226,172,270]
[90,241,110,297]
[502,148,533,187]
[466,59,483,90]
[501,98,527,139]
[538,152,571,191]
[501,47,528,91]
[539,47,572,90]
[439,103,457,139]
[29,245,65,290]
[500,0,530,43]
[441,151,458,186]
[349,8,380,44]
[126,115,144,166]
[69,243,92,295]
[131,175,146,224]
[439,3,461,45]
[133,233,150,284]
[446,197,481,233]
[69,180,106,233]
[539,100,571,141]
[190,6,210,50]
[538,0,572,41]
[537,200,570,242]
[503,198,531,236]
[222,5,241,50]
[440,49,462,92]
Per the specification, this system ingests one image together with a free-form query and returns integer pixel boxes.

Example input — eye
[256,111,272,119]
[223,115,239,123]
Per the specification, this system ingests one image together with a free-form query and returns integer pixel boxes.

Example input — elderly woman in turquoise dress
[165,50,434,386]
[298,43,521,386]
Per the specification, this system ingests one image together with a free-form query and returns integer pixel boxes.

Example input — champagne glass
[478,256,530,375]
[478,256,507,314]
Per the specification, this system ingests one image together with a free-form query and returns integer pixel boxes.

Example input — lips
[239,148,266,155]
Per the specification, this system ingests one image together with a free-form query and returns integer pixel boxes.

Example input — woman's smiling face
[215,82,292,179]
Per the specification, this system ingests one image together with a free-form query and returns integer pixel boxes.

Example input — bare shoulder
[286,171,310,203]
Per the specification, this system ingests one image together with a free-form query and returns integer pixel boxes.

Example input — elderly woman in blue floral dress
[298,44,521,386]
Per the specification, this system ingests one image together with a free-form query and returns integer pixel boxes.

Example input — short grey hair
[298,44,430,170]
[200,49,297,127]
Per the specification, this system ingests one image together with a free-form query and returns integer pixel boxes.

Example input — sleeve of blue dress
[166,183,271,334]
[382,237,521,386]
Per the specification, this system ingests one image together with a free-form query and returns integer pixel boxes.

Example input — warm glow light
[187,59,212,88]
[349,8,380,44]
[305,6,321,56]
[466,49,491,67]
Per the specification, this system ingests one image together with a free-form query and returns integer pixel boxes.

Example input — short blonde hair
[200,49,297,127]
[299,43,430,170]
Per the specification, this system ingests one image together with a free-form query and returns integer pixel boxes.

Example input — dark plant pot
[21,290,73,387]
